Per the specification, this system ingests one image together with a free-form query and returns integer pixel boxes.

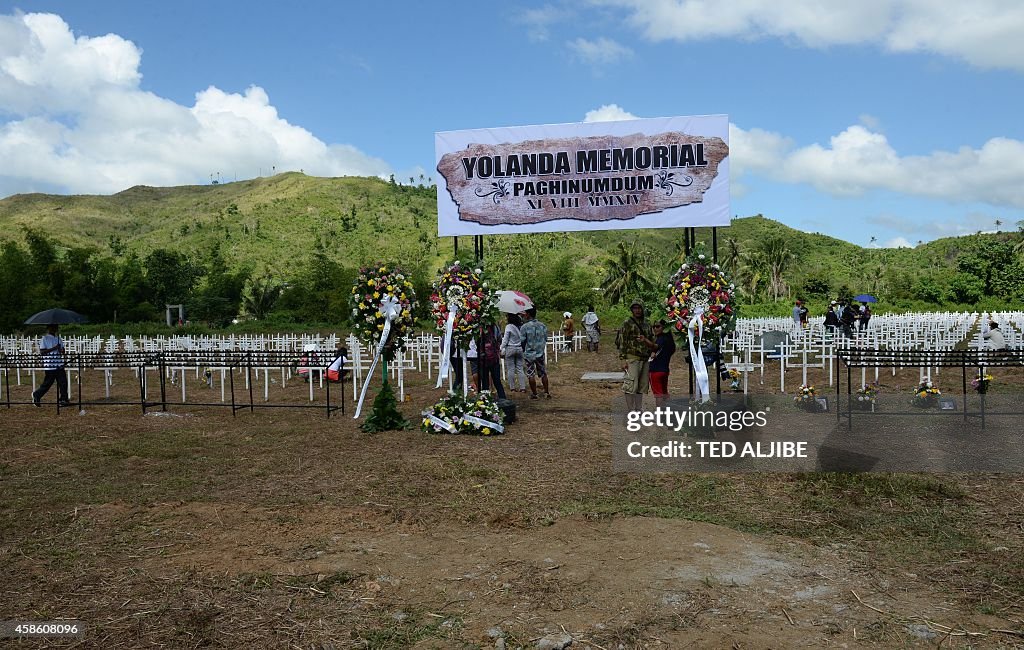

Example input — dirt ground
[2,339,1024,648]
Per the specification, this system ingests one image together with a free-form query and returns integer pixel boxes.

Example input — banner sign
[435,115,729,236]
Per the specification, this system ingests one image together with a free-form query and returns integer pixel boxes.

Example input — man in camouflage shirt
[617,300,658,411]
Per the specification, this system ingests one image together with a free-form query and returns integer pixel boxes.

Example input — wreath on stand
[349,263,417,432]
[665,246,738,342]
[425,261,505,435]
[429,260,497,351]
[665,245,738,402]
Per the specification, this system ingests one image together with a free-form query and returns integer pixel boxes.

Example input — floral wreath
[429,260,497,348]
[665,245,737,342]
[422,392,504,436]
[911,381,941,408]
[349,263,417,353]
[794,384,820,411]
[853,383,879,410]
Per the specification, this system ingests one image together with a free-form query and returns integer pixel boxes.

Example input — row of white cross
[722,311,1021,392]
[0,329,586,404]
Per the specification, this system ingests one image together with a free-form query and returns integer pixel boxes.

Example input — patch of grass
[355,613,465,649]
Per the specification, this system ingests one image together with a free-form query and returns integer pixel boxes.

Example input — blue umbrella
[24,308,88,325]
[853,294,877,303]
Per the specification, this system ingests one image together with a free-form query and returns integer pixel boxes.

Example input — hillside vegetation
[1,172,1022,332]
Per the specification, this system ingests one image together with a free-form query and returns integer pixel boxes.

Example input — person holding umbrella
[33,323,70,407]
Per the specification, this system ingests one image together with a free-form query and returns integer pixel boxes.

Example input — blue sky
[1,1,1023,247]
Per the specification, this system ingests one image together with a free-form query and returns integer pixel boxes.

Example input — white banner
[435,115,729,236]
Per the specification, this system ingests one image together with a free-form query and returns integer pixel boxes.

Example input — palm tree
[722,237,741,274]
[242,275,284,319]
[600,241,655,305]
[739,236,795,302]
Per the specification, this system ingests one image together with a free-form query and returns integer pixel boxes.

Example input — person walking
[501,313,526,393]
[561,312,575,351]
[520,307,551,399]
[33,323,70,407]
[648,319,676,407]
[582,306,601,352]
[617,300,658,411]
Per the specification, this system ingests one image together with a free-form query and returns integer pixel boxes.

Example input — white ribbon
[435,301,459,389]
[425,413,458,433]
[354,295,401,419]
[461,413,504,433]
[688,306,711,403]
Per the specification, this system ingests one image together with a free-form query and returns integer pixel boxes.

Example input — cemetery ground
[3,346,1024,649]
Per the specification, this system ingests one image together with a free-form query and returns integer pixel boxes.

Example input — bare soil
[2,341,1024,648]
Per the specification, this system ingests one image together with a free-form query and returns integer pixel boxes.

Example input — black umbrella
[23,308,89,326]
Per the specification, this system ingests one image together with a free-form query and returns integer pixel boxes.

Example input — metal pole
[454,236,459,258]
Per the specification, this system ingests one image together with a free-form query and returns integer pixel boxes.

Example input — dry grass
[3,345,1024,647]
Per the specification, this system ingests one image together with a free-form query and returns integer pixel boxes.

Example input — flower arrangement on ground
[911,381,941,408]
[422,391,505,435]
[349,263,417,357]
[727,368,742,391]
[429,260,497,349]
[971,373,994,394]
[665,244,737,342]
[794,384,819,411]
[853,383,878,411]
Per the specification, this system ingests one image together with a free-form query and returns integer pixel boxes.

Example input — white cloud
[567,37,635,66]
[883,236,914,248]
[0,12,391,197]
[582,104,639,122]
[596,0,1024,72]
[731,123,1024,209]
[868,211,1006,240]
[517,5,572,42]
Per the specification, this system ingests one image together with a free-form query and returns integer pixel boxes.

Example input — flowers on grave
[727,367,742,391]
[422,391,505,435]
[911,381,941,408]
[794,384,820,411]
[429,261,498,348]
[971,373,994,394]
[349,263,417,357]
[665,244,737,342]
[853,383,878,410]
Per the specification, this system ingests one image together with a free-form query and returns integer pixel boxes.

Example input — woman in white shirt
[501,313,526,393]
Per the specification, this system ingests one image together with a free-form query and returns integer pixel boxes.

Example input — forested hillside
[1,172,1021,332]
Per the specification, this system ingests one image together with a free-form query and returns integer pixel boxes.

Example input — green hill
[1,172,1022,331]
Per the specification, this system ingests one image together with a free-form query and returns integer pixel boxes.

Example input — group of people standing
[795,299,873,337]
[459,304,603,401]
[617,300,677,410]
[822,299,872,336]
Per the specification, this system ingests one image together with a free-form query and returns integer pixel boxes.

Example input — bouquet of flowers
[422,391,505,435]
[971,373,994,394]
[727,367,742,391]
[911,381,941,408]
[665,245,737,343]
[794,384,819,411]
[349,263,417,356]
[421,393,466,434]
[430,261,497,348]
[853,383,878,411]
